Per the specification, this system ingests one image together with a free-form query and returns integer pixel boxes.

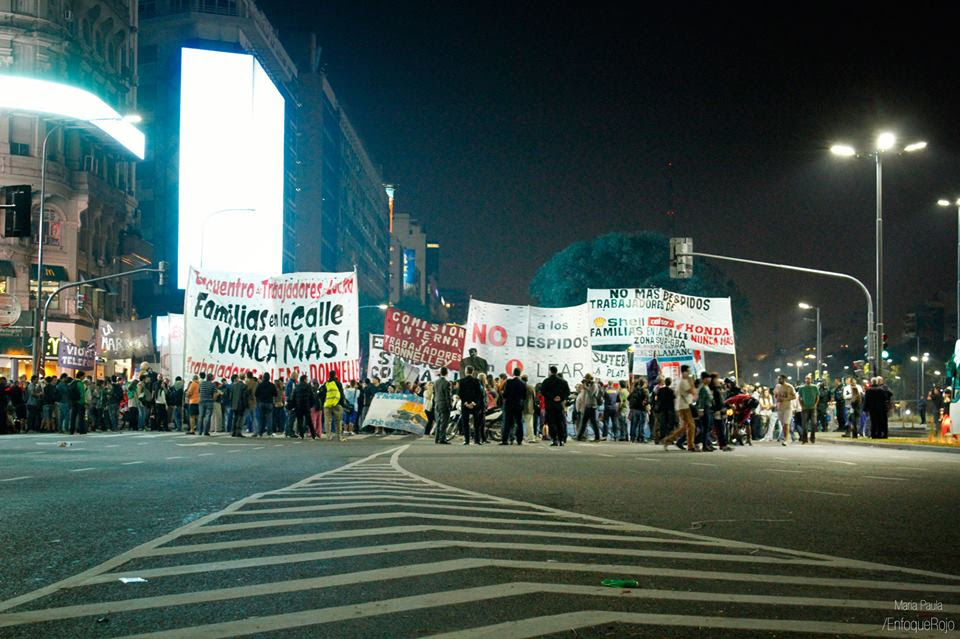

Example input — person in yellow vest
[318,370,346,442]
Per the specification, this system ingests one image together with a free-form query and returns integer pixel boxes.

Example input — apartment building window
[9,116,33,156]
[32,210,63,248]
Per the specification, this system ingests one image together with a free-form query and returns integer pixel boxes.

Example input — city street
[0,432,958,637]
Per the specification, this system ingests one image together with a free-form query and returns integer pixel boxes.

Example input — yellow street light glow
[939,199,952,207]
[0,75,144,158]
[904,141,927,152]
[876,132,897,151]
[830,144,856,157]
[798,302,813,310]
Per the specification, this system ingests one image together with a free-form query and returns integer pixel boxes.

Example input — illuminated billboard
[178,47,285,288]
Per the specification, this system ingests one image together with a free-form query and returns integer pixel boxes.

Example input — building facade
[389,211,427,305]
[0,0,143,379]
[282,31,389,303]
[134,0,299,316]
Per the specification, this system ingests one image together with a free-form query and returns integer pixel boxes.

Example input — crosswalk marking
[0,441,955,638]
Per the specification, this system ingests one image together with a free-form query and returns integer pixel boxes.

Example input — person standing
[656,378,676,442]
[25,375,41,432]
[69,371,88,435]
[501,368,526,445]
[842,376,863,438]
[457,366,485,445]
[773,374,797,446]
[255,373,277,437]
[541,365,570,446]
[797,374,820,444]
[243,372,258,434]
[318,370,346,441]
[694,371,715,452]
[661,366,697,452]
[459,348,489,378]
[196,372,215,437]
[627,379,649,443]
[185,375,200,434]
[42,376,57,431]
[864,376,891,439]
[155,379,169,431]
[522,374,537,443]
[433,367,453,444]
[423,381,435,437]
[290,374,315,439]
[227,374,247,437]
[832,379,846,432]
[817,380,831,433]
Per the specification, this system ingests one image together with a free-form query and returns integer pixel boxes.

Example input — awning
[30,264,70,282]
[0,260,15,277]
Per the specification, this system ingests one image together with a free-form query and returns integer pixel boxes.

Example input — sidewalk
[817,427,960,454]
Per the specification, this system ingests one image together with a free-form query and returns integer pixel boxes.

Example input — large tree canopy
[529,232,750,329]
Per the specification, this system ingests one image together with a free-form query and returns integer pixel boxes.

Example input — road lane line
[636,457,663,462]
[121,461,144,466]
[826,460,856,465]
[225,501,575,518]
[691,463,718,467]
[165,456,186,460]
[765,469,803,473]
[105,445,120,448]
[863,475,908,482]
[69,468,95,472]
[801,489,850,497]
[0,476,32,482]
[198,453,215,457]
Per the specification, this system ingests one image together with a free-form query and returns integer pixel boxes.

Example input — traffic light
[76,289,86,311]
[2,185,32,238]
[669,237,693,279]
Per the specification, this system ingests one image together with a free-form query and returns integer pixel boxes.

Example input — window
[32,210,63,248]
[10,143,30,156]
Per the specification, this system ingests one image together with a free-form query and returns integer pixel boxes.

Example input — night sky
[262,2,960,366]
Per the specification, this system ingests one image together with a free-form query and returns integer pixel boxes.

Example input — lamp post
[830,134,926,376]
[359,304,389,311]
[798,302,821,381]
[910,352,929,417]
[795,360,804,382]
[32,114,142,376]
[936,198,960,339]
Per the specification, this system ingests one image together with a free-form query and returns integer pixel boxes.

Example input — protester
[318,369,347,442]
[773,374,796,446]
[458,366,485,445]
[433,368,453,444]
[797,374,819,444]
[661,366,697,452]
[501,367,526,445]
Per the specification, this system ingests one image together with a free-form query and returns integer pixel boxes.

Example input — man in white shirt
[773,375,796,446]
[842,376,863,438]
[661,365,697,452]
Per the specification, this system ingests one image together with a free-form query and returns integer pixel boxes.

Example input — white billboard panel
[178,47,285,288]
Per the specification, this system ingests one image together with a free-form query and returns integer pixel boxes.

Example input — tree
[529,231,750,329]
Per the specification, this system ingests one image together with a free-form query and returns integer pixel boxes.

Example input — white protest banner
[366,334,458,384]
[465,299,590,381]
[590,350,629,381]
[156,314,185,381]
[587,288,735,355]
[634,350,704,382]
[184,268,359,382]
[362,393,427,435]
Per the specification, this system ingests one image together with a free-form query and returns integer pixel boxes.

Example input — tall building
[390,212,427,305]
[280,32,389,302]
[0,0,145,378]
[135,0,299,316]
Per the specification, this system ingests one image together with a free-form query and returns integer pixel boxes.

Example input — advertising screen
[178,47,285,288]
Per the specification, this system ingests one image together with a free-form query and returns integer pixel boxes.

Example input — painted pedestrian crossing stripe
[0,444,957,638]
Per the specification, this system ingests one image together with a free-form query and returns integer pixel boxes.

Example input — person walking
[661,365,697,452]
[773,374,797,446]
[501,368,526,445]
[318,370,346,441]
[69,371,88,435]
[457,367,485,445]
[576,374,602,441]
[433,367,453,444]
[797,374,820,444]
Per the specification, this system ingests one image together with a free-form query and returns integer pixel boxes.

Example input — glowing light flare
[830,144,856,157]
[0,74,145,158]
[904,141,927,152]
[876,132,897,151]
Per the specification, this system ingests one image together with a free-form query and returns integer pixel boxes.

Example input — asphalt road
[0,431,958,638]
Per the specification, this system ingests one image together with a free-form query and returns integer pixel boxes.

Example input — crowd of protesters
[1,357,955,446]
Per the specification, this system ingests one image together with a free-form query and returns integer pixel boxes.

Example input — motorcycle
[445,396,503,441]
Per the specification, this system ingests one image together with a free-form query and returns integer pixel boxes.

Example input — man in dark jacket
[863,376,891,439]
[254,373,278,436]
[228,373,247,437]
[458,349,489,378]
[457,367,485,445]
[290,374,316,439]
[433,368,453,444]
[540,366,570,446]
[501,368,527,445]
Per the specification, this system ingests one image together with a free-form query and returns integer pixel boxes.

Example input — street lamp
[795,360,804,381]
[830,131,927,376]
[359,304,389,311]
[798,302,821,380]
[32,114,142,375]
[937,197,960,339]
[910,352,930,416]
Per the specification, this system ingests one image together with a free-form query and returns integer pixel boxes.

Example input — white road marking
[863,475,909,482]
[0,476,31,482]
[69,468,95,473]
[253,447,265,450]
[105,445,120,448]
[765,468,803,473]
[198,453,214,457]
[801,489,851,497]
[596,453,614,457]
[228,450,242,454]
[691,462,718,467]
[121,461,144,466]
[164,456,186,461]
[636,457,662,462]
[827,460,856,465]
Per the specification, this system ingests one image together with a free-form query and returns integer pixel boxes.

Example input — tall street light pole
[910,352,929,418]
[830,134,926,378]
[936,198,960,339]
[798,302,821,381]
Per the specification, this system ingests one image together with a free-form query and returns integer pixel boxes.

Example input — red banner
[383,309,466,370]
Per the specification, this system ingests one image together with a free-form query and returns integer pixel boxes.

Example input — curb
[818,437,960,455]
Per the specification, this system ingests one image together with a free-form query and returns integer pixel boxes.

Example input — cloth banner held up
[383,308,465,369]
[587,288,735,355]
[184,268,360,382]
[361,393,427,435]
[97,318,155,359]
[367,334,459,385]
[58,337,96,371]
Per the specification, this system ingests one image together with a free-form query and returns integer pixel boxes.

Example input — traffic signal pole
[671,247,876,373]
